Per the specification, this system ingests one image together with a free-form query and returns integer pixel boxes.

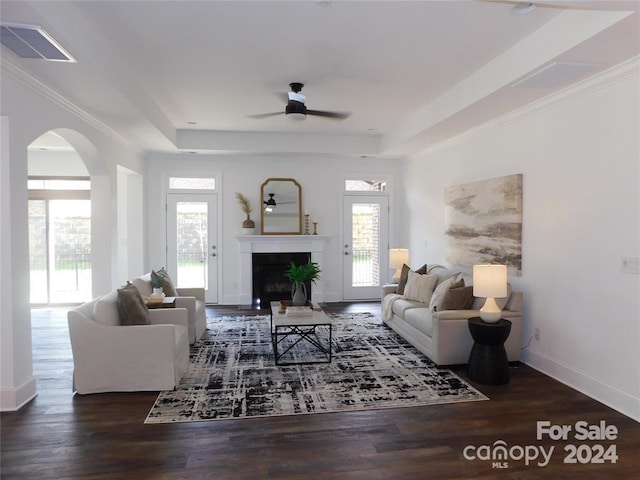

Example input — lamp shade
[473,264,507,298]
[389,248,409,269]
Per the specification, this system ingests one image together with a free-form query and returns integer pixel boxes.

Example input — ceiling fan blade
[247,112,284,119]
[477,0,588,11]
[306,109,350,120]
[275,92,289,103]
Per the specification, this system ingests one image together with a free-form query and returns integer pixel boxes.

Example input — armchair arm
[149,307,188,329]
[67,317,179,394]
[68,319,176,359]
[176,287,205,303]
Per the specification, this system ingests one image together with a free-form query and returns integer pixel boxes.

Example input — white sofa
[382,264,523,366]
[132,273,206,344]
[67,290,189,394]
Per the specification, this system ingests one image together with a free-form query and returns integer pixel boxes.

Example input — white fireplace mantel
[236,235,330,306]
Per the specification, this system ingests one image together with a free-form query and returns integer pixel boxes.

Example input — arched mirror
[260,178,302,235]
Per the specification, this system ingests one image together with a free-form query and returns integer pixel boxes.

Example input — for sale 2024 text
[463,420,619,469]
[538,420,618,465]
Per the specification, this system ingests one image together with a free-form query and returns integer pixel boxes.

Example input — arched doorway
[27,131,94,305]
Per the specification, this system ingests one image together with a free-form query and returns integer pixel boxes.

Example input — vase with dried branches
[235,192,255,234]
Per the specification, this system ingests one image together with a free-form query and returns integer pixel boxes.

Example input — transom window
[169,177,216,191]
[345,180,386,192]
[28,177,90,190]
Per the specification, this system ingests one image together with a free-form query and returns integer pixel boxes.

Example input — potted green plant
[150,274,164,298]
[235,192,255,234]
[283,260,322,306]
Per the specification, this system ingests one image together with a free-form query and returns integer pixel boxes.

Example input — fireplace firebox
[252,252,312,307]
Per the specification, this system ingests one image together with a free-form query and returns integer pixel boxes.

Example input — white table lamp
[473,264,508,323]
[389,248,409,283]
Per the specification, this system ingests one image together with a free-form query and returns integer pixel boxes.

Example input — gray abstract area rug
[145,312,487,424]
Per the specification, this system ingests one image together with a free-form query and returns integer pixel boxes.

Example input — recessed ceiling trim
[1,22,76,62]
[511,61,601,88]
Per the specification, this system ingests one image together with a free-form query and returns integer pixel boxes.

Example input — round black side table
[467,317,512,385]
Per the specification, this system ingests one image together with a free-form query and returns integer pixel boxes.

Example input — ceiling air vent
[1,22,76,62]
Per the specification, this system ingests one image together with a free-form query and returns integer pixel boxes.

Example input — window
[169,177,216,191]
[28,179,90,190]
[345,179,386,192]
[28,177,91,304]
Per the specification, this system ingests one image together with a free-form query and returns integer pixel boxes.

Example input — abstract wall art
[444,174,522,275]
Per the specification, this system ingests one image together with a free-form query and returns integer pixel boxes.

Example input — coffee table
[269,301,333,366]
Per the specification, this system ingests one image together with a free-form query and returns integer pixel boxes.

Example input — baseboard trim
[523,349,639,423]
[0,375,38,412]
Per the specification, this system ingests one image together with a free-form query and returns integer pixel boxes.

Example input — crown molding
[414,56,640,157]
[1,55,132,148]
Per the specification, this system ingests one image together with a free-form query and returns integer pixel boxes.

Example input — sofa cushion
[426,264,459,287]
[151,267,178,296]
[93,290,120,326]
[117,282,150,325]
[441,285,475,310]
[397,264,427,295]
[429,276,464,312]
[403,271,437,304]
[391,297,427,317]
[404,307,434,337]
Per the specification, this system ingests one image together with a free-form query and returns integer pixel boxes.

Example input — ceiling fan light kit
[512,2,536,15]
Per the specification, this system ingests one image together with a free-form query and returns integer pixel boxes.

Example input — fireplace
[252,252,311,307]
[236,235,329,307]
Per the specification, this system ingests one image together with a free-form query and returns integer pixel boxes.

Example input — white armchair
[67,290,190,394]
[132,273,206,344]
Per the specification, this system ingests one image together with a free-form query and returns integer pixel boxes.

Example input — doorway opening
[27,131,92,305]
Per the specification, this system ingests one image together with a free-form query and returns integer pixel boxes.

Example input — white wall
[144,154,406,304]
[403,63,640,421]
[28,149,88,176]
[117,166,144,284]
[0,67,145,411]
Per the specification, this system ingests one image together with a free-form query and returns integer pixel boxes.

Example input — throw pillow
[402,271,437,304]
[397,264,427,295]
[428,277,464,312]
[440,285,475,310]
[117,282,150,325]
[151,267,178,296]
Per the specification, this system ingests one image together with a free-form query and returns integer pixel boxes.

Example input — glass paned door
[28,199,92,304]
[29,200,48,304]
[166,194,218,303]
[343,196,389,300]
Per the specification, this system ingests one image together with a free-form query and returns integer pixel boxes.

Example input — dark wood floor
[2,303,639,479]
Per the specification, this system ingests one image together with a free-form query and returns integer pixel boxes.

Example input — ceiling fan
[264,193,296,212]
[249,83,350,121]
[479,1,593,12]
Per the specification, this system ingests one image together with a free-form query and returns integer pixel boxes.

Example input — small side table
[146,296,176,309]
[467,317,512,385]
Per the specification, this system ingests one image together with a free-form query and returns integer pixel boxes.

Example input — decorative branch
[235,192,253,217]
